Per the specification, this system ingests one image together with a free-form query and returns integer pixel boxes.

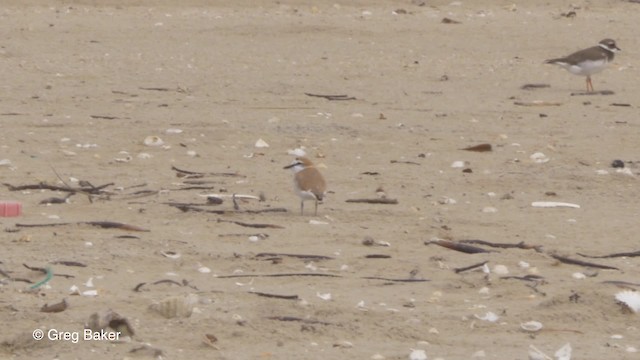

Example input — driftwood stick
[304,93,356,101]
[249,291,299,300]
[255,253,334,260]
[577,250,640,259]
[361,277,429,282]
[453,260,488,273]
[217,219,284,229]
[216,273,341,279]
[345,198,399,204]
[171,165,245,178]
[459,239,542,251]
[550,254,619,270]
[266,316,333,325]
[425,239,494,254]
[16,221,149,232]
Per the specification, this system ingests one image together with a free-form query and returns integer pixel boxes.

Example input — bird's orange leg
[586,76,594,92]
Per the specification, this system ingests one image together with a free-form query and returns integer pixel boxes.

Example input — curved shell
[520,321,543,332]
[143,136,164,147]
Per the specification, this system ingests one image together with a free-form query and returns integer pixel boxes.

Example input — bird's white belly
[566,59,607,76]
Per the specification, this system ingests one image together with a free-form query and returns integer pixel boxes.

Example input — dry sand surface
[1,0,639,359]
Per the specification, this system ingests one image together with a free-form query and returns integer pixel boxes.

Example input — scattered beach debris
[461,143,492,152]
[521,83,551,90]
[441,17,461,24]
[425,239,495,254]
[615,290,640,313]
[149,293,199,319]
[16,221,150,232]
[531,201,580,208]
[40,299,68,313]
[521,321,543,332]
[304,93,356,101]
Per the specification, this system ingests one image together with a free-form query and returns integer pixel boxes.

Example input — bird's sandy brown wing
[547,45,608,65]
[296,167,326,199]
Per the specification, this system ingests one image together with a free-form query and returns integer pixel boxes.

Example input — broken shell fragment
[255,138,269,148]
[520,321,543,332]
[150,293,199,318]
[615,290,640,313]
[409,349,428,360]
[530,152,550,163]
[531,201,580,209]
[143,136,164,147]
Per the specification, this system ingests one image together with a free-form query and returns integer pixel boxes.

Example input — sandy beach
[1,1,639,359]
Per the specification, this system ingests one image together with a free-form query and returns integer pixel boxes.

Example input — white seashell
[198,266,211,274]
[316,292,332,301]
[114,156,132,163]
[531,201,580,209]
[287,148,307,157]
[150,294,199,318]
[0,159,12,167]
[616,168,634,176]
[186,150,197,157]
[160,251,181,259]
[478,287,490,296]
[62,150,77,156]
[143,136,164,147]
[248,235,260,242]
[409,349,427,360]
[82,290,98,297]
[493,265,509,275]
[528,345,552,360]
[475,311,499,322]
[137,152,152,159]
[451,160,466,168]
[482,206,497,213]
[254,138,269,148]
[165,128,183,134]
[371,354,385,360]
[615,290,640,313]
[530,152,550,163]
[610,334,623,339]
[595,169,609,175]
[85,277,94,287]
[520,321,543,332]
[572,272,586,280]
[309,220,329,225]
[69,285,81,295]
[305,262,317,271]
[627,346,638,353]
[554,343,572,360]
[518,261,530,269]
[428,327,439,334]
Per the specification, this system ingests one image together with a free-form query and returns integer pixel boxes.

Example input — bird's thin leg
[586,76,594,92]
[300,201,304,215]
[314,199,318,216]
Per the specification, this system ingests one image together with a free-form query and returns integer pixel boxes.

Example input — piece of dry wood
[345,198,398,204]
[266,316,333,325]
[249,291,299,300]
[216,273,341,279]
[255,253,334,260]
[16,221,149,232]
[577,250,640,259]
[3,182,114,195]
[171,165,245,178]
[361,276,429,282]
[425,239,495,254]
[304,93,356,101]
[459,239,543,252]
[461,143,492,152]
[570,90,614,96]
[217,219,285,229]
[453,260,488,273]
[23,264,74,279]
[549,253,619,270]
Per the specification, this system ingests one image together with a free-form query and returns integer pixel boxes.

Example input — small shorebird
[284,157,327,216]
[544,38,621,92]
